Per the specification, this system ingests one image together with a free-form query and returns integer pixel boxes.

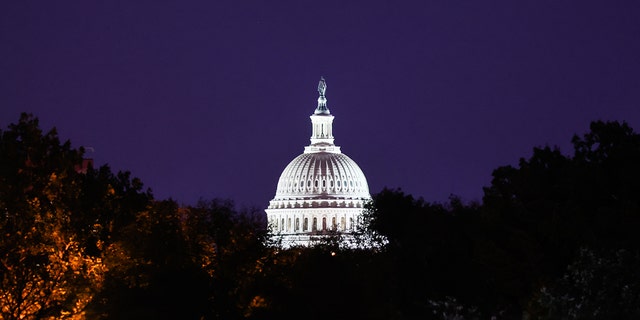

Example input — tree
[0,114,153,319]
[531,248,640,319]
[484,121,640,269]
[482,121,640,316]
[359,189,520,318]
[0,114,104,319]
[87,200,212,319]
[184,200,271,319]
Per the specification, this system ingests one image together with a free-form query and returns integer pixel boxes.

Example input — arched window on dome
[304,218,308,231]
[332,217,337,230]
[341,217,346,231]
[287,218,291,231]
[295,218,299,231]
[281,218,284,231]
[322,217,327,231]
[322,180,326,188]
[312,217,317,231]
[337,180,341,187]
[314,180,318,188]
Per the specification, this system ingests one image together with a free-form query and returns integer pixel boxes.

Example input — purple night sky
[2,1,639,208]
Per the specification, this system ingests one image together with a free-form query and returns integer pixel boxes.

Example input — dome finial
[318,76,327,96]
[315,76,330,115]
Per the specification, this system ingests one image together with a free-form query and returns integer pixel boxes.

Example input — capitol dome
[266,77,371,247]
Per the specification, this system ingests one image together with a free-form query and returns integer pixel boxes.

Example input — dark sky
[2,1,640,208]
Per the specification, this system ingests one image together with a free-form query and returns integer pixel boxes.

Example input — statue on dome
[318,77,327,97]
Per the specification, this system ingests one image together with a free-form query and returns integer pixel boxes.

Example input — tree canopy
[1,114,639,319]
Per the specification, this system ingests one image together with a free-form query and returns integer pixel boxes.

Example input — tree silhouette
[0,114,103,319]
[3,113,640,319]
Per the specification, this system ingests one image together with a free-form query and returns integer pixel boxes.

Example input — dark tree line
[1,113,639,319]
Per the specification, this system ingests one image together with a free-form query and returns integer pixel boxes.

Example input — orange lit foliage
[0,114,275,319]
[0,115,106,319]
[0,191,104,319]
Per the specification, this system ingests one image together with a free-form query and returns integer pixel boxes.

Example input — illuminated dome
[266,77,371,247]
[271,152,370,206]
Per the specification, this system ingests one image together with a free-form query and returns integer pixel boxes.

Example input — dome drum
[266,207,364,235]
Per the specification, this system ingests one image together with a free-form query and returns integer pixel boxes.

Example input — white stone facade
[266,77,371,247]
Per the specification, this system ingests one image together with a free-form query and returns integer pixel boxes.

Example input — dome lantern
[306,76,340,153]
